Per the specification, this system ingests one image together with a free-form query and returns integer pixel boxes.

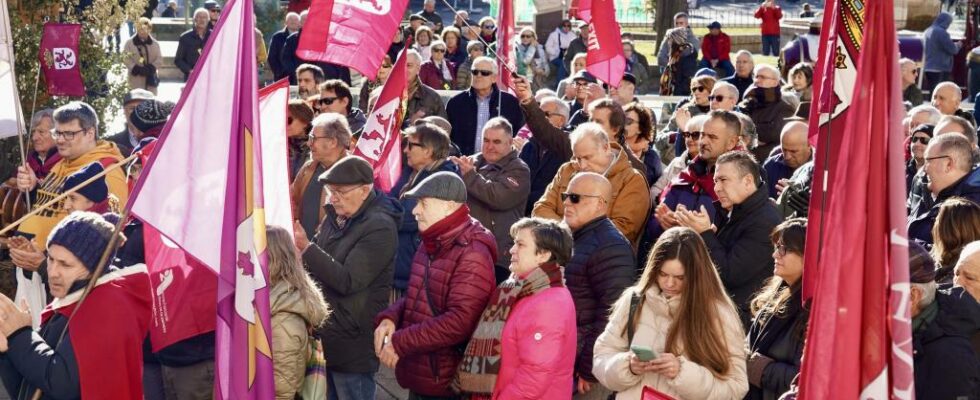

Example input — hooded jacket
[924,13,960,73]
[301,188,402,373]
[17,141,128,245]
[913,286,980,400]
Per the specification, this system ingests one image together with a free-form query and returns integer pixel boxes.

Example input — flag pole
[436,0,518,78]
[0,153,139,236]
[0,0,33,211]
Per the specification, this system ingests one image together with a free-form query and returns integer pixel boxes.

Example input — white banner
[0,0,24,139]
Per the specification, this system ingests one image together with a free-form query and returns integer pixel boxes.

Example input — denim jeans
[762,35,781,56]
[327,370,376,400]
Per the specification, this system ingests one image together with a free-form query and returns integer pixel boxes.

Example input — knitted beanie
[63,162,108,203]
[47,212,115,272]
[130,99,175,134]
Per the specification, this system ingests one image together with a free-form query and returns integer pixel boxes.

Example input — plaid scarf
[453,262,564,396]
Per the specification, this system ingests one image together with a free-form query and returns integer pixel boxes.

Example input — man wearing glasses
[908,133,980,244]
[446,57,524,156]
[291,113,352,239]
[559,172,636,399]
[739,64,794,162]
[901,58,924,106]
[317,79,367,136]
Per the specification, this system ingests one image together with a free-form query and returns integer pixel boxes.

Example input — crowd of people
[1,1,980,400]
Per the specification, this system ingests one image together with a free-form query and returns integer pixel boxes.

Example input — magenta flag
[798,0,914,397]
[127,0,274,397]
[38,23,84,96]
[584,0,626,87]
[296,0,409,80]
[352,45,408,192]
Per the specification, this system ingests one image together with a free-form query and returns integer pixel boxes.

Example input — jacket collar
[476,149,518,169]
[572,216,611,240]
[716,186,769,224]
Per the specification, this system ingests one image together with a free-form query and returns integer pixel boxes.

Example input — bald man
[932,82,977,127]
[561,172,635,398]
[954,241,980,301]
[763,121,813,197]
[900,58,923,106]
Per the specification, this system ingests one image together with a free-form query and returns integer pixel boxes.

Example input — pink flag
[584,0,626,87]
[575,0,593,22]
[352,45,407,192]
[296,0,410,80]
[128,0,274,397]
[38,23,84,96]
[496,0,514,91]
[798,0,914,397]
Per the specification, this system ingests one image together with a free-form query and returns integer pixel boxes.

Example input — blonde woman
[267,225,331,400]
[123,18,163,93]
[593,227,748,399]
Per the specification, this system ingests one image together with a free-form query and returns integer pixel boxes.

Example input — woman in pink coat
[455,217,577,400]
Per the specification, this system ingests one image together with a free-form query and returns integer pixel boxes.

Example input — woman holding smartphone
[592,227,748,399]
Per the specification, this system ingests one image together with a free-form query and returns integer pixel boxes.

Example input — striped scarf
[453,262,564,396]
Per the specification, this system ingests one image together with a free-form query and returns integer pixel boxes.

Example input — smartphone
[630,345,659,362]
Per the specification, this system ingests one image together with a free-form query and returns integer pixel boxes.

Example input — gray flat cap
[403,171,466,203]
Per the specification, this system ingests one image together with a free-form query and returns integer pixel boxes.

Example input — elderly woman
[455,217,577,399]
[123,17,163,93]
[414,25,435,61]
[388,124,460,297]
[442,26,467,65]
[655,75,716,164]
[746,218,809,400]
[593,227,748,399]
[515,27,550,91]
[419,40,456,90]
[557,53,587,101]
[623,103,663,188]
[651,115,707,200]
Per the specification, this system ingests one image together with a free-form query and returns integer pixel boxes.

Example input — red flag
[496,0,514,91]
[352,45,407,192]
[296,0,409,80]
[797,0,914,397]
[584,0,625,87]
[575,0,592,21]
[38,23,84,96]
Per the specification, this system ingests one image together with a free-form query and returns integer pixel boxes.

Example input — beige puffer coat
[271,282,317,400]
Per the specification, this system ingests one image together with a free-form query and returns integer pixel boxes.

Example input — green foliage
[9,0,147,137]
[254,0,284,43]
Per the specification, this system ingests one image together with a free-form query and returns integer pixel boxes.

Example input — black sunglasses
[561,192,603,204]
[432,48,446,53]
[709,95,727,102]
[482,25,495,29]
[692,86,708,92]
[471,69,493,77]
[911,136,931,145]
[318,97,339,106]
[681,131,702,140]
[521,34,533,38]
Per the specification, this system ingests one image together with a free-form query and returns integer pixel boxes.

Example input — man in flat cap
[374,172,497,399]
[292,155,403,399]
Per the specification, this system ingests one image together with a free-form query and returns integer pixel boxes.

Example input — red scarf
[671,155,718,200]
[420,204,471,254]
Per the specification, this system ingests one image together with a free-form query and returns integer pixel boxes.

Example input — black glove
[131,65,144,76]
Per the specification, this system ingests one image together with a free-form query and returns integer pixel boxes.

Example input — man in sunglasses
[318,79,366,137]
[533,123,649,246]
[901,58,924,106]
[446,57,524,156]
[908,133,980,245]
[762,121,812,198]
[559,172,635,399]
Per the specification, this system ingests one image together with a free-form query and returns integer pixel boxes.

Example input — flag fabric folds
[495,0,514,91]
[258,78,294,235]
[352,46,408,192]
[127,0,274,397]
[296,0,410,80]
[579,0,625,87]
[0,0,23,138]
[38,23,85,97]
[798,0,914,398]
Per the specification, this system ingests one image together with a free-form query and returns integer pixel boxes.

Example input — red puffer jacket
[376,217,497,397]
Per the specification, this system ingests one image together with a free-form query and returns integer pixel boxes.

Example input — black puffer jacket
[566,217,636,382]
[740,87,796,162]
[913,286,980,400]
[702,187,783,327]
[302,189,402,374]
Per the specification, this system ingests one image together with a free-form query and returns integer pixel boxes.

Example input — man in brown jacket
[291,113,351,238]
[533,122,650,246]
[451,117,531,283]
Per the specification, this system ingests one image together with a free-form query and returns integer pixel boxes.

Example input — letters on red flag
[38,23,84,96]
[584,0,625,87]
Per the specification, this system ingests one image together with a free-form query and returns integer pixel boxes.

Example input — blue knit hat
[47,212,115,272]
[63,162,108,203]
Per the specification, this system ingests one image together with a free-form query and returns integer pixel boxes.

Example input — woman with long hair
[593,227,748,399]
[932,197,980,282]
[266,225,331,400]
[622,103,663,188]
[745,218,808,400]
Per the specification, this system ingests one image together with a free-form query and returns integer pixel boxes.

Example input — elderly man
[295,63,324,100]
[740,64,795,161]
[533,123,650,245]
[907,243,980,399]
[588,98,647,173]
[293,156,401,400]
[954,241,980,301]
[515,77,573,214]
[291,114,351,239]
[609,73,638,105]
[657,12,700,96]
[932,81,978,126]
[565,71,606,131]
[447,56,524,155]
[908,133,980,244]
[105,89,154,155]
[413,0,443,32]
[317,79,366,135]
[405,49,448,125]
[675,150,782,326]
[174,8,210,81]
[909,104,943,129]
[722,50,755,99]
[710,82,741,111]
[652,110,742,241]
[901,58,924,106]
[374,172,497,399]
[560,172,636,399]
[267,12,300,80]
[452,117,531,282]
[935,115,978,144]
[0,212,151,399]
[763,121,813,198]
[453,41,485,90]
